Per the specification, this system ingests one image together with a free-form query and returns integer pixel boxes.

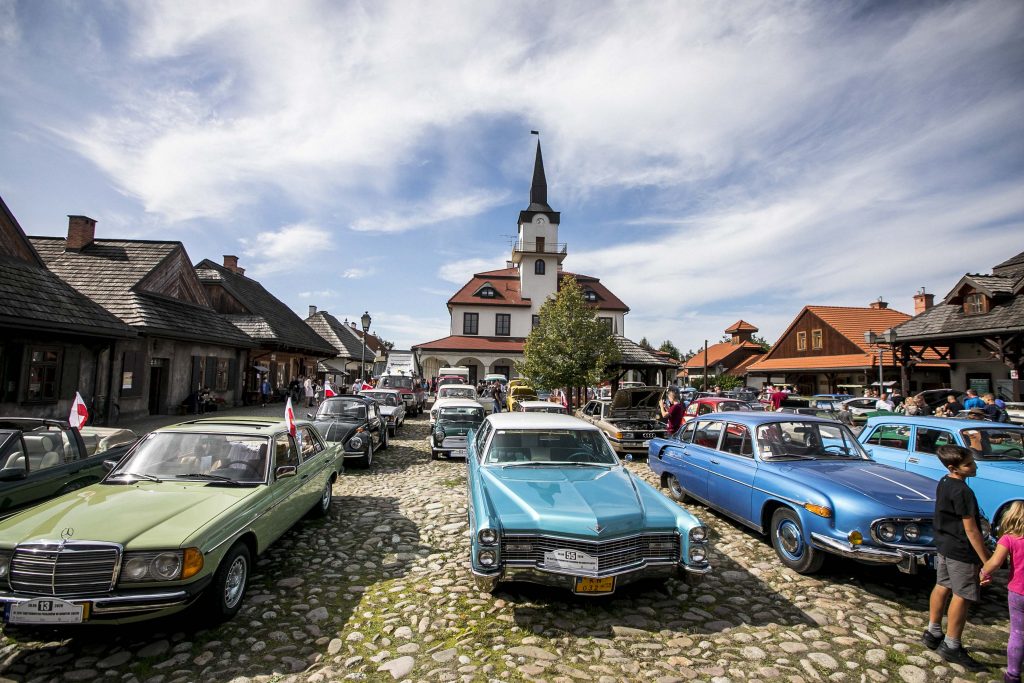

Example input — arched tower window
[534,259,545,275]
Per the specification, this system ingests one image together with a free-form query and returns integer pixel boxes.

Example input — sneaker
[936,642,985,670]
[920,630,943,650]
[1005,672,1021,683]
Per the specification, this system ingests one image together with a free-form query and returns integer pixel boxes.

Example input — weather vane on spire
[530,130,539,135]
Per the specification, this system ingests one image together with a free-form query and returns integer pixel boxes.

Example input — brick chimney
[236,267,245,276]
[914,288,934,315]
[308,305,317,318]
[869,297,888,310]
[223,255,239,272]
[66,215,96,251]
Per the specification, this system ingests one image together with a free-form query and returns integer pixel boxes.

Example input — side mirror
[307,413,314,419]
[275,465,297,479]
[0,468,27,482]
[103,459,119,471]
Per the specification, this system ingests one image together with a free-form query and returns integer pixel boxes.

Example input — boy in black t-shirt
[922,445,991,670]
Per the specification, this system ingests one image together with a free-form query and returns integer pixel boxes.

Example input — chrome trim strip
[810,532,934,563]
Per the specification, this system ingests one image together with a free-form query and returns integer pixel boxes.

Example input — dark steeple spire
[529,140,550,210]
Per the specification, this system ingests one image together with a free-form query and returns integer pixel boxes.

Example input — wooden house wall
[203,284,249,315]
[769,310,863,358]
[136,248,209,306]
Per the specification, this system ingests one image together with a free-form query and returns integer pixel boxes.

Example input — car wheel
[770,508,824,574]
[666,474,692,503]
[203,542,250,622]
[430,449,438,461]
[309,478,333,518]
[357,440,374,468]
[380,428,389,451]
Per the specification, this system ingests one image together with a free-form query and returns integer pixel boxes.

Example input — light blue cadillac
[859,415,1024,531]
[468,413,710,596]
[649,413,938,575]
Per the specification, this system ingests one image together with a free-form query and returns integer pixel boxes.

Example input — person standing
[876,393,895,411]
[304,376,315,407]
[660,389,685,436]
[979,500,1024,683]
[922,445,990,670]
[963,389,984,411]
[492,382,504,413]
[260,375,271,407]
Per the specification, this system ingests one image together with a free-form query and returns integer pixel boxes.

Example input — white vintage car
[430,384,482,425]
[358,389,407,436]
[515,400,567,415]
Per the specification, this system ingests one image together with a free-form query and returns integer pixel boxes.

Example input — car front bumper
[0,576,212,625]
[470,561,710,593]
[810,533,934,574]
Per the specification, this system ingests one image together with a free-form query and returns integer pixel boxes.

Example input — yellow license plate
[574,576,615,594]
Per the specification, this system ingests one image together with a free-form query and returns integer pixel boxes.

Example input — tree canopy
[658,340,681,360]
[516,275,620,395]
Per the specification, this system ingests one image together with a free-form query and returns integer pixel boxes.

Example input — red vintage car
[682,397,753,421]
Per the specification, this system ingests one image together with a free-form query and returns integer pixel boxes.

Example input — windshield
[961,428,1024,460]
[111,432,269,482]
[439,407,485,423]
[379,376,413,389]
[756,421,867,460]
[440,387,477,400]
[361,391,398,406]
[484,429,618,465]
[719,401,751,412]
[317,398,368,420]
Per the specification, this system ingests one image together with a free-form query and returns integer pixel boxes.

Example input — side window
[274,434,299,470]
[475,421,492,455]
[298,426,323,461]
[914,427,955,455]
[693,421,724,449]
[698,403,714,415]
[677,421,697,443]
[721,423,753,457]
[865,424,911,450]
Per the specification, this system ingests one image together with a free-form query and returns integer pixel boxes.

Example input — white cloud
[239,222,331,275]
[342,267,373,279]
[298,289,334,299]
[349,189,509,234]
[372,312,450,349]
[437,254,507,284]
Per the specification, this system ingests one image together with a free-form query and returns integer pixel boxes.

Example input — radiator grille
[9,542,120,596]
[501,532,679,572]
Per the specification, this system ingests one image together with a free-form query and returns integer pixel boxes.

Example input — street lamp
[360,311,372,383]
[863,330,895,395]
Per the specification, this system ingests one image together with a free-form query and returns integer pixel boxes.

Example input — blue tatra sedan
[648,413,938,574]
[468,413,710,596]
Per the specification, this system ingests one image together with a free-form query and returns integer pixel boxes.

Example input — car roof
[486,412,598,430]
[361,388,401,394]
[518,400,562,407]
[687,412,842,426]
[437,399,485,408]
[863,415,1022,429]
[157,416,312,433]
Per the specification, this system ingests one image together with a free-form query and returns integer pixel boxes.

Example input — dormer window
[964,293,988,315]
[479,286,496,298]
[534,259,545,275]
[583,289,598,302]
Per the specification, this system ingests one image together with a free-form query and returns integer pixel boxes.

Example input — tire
[769,508,824,574]
[202,542,250,622]
[380,428,389,451]
[309,478,333,518]
[666,474,692,503]
[430,449,438,461]
[357,440,374,468]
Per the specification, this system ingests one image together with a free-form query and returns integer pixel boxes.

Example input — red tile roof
[446,267,628,311]
[413,335,526,353]
[683,340,764,369]
[748,353,884,372]
[806,306,912,353]
[725,319,759,333]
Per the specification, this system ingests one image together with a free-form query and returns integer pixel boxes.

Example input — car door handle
[908,457,920,464]
[710,459,720,465]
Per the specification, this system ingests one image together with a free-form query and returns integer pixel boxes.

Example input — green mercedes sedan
[0,416,343,627]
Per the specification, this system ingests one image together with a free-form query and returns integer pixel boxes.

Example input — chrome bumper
[0,587,200,621]
[810,533,934,574]
[471,561,709,593]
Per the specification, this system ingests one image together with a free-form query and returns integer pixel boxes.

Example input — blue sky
[1,1,1022,353]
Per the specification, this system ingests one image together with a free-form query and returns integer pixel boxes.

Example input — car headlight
[689,545,707,563]
[877,522,897,542]
[904,524,921,542]
[348,435,364,450]
[689,526,707,543]
[478,550,496,567]
[434,427,446,442]
[0,551,12,579]
[478,528,498,545]
[120,548,203,583]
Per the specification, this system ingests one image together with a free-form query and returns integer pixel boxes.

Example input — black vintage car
[309,396,388,468]
[0,418,137,518]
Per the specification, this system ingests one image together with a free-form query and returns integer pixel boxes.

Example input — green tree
[658,340,681,360]
[639,337,653,351]
[516,275,620,411]
[750,334,772,351]
[714,374,744,391]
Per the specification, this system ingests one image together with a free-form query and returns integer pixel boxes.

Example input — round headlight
[689,545,707,563]
[877,522,897,542]
[904,524,921,542]
[478,550,496,567]
[151,552,183,580]
[689,526,707,543]
[478,528,498,545]
[123,556,150,581]
[349,435,364,450]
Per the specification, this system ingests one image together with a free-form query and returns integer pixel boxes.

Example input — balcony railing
[510,240,567,255]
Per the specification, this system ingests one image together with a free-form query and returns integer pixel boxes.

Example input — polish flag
[361,380,373,391]
[324,380,336,398]
[285,397,297,437]
[69,392,89,430]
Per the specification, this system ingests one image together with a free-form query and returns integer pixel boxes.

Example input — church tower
[512,139,564,304]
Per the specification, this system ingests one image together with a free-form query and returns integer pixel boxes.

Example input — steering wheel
[213,462,262,479]
[566,452,593,463]
[822,445,848,455]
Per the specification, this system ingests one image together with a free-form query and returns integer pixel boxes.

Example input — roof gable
[0,195,45,267]
[761,306,910,361]
[136,247,209,306]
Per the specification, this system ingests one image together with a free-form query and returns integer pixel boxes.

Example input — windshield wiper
[175,473,237,482]
[549,461,614,468]
[763,453,817,460]
[108,472,162,482]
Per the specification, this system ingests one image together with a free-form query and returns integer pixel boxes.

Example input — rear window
[380,376,413,389]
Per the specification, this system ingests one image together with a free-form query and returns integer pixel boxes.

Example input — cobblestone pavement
[0,409,1014,682]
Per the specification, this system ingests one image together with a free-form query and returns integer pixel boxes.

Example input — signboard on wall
[968,377,991,395]
[122,372,133,390]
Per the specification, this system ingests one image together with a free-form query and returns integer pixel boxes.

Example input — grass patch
[886,648,908,666]
[440,476,465,488]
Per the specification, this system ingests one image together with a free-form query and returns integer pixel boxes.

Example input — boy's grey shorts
[936,554,981,601]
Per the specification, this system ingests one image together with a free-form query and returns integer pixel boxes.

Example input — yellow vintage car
[507,385,538,412]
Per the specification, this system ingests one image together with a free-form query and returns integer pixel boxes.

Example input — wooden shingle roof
[305,311,367,359]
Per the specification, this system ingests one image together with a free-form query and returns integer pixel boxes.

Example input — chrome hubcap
[321,483,331,508]
[777,520,803,559]
[669,476,683,496]
[224,555,247,608]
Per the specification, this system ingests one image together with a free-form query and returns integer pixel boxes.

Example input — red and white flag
[69,391,89,430]
[361,380,373,391]
[285,397,297,437]
[324,380,336,398]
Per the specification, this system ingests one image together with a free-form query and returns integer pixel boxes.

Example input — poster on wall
[968,377,991,395]
[122,372,133,390]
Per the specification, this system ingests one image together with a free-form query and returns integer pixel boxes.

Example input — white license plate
[5,597,86,624]
[450,449,467,457]
[544,548,598,572]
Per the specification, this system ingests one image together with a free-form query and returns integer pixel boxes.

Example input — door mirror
[275,465,297,479]
[0,468,27,482]
[102,459,119,471]
[307,413,314,419]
